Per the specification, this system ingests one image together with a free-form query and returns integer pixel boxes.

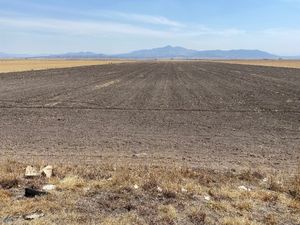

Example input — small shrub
[158,205,177,224]
[59,176,84,190]
[264,214,278,225]
[188,207,206,224]
[221,216,257,225]
[0,177,19,189]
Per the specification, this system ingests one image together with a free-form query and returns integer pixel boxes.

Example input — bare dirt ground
[214,60,300,69]
[0,61,299,172]
[0,59,130,73]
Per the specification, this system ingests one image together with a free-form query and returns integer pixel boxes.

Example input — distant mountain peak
[0,46,284,59]
[113,46,278,59]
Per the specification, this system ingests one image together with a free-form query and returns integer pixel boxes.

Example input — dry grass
[0,161,299,224]
[100,212,146,225]
[0,59,131,73]
[158,205,177,224]
[221,216,257,225]
[213,60,300,69]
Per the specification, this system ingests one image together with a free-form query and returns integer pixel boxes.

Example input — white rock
[181,187,188,193]
[42,184,56,192]
[263,178,268,182]
[238,185,251,191]
[41,165,53,178]
[25,166,40,177]
[204,195,211,201]
[24,212,44,220]
[83,187,91,192]
[133,153,148,158]
[157,186,163,192]
[134,184,139,189]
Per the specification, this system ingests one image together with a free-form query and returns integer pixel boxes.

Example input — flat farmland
[215,60,300,69]
[0,59,130,73]
[0,62,299,171]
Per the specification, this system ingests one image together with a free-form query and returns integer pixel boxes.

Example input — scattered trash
[25,166,40,178]
[157,186,163,192]
[263,178,268,182]
[238,185,251,191]
[134,184,139,189]
[181,187,188,193]
[204,195,211,201]
[107,177,113,181]
[42,184,56,192]
[23,212,44,220]
[25,188,47,198]
[41,165,53,178]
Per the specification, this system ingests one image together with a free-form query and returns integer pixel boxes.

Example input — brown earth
[0,61,299,172]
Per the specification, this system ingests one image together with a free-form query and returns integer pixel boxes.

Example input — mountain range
[1,46,299,59]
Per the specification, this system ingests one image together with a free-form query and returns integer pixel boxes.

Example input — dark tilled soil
[0,62,299,171]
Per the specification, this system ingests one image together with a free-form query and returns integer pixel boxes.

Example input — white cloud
[0,17,172,38]
[262,28,300,36]
[0,1,184,28]
[103,11,184,27]
[0,15,245,39]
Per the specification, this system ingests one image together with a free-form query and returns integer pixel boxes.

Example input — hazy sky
[1,0,300,55]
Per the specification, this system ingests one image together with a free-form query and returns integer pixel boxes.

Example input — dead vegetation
[214,60,300,69]
[0,59,131,73]
[0,160,299,224]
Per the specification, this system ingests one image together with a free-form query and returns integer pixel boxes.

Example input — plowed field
[0,62,299,171]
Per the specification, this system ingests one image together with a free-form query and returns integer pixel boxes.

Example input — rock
[41,165,53,178]
[83,187,91,193]
[134,184,139,189]
[23,212,44,220]
[133,153,148,158]
[157,186,163,192]
[25,166,40,178]
[204,195,211,201]
[42,184,56,192]
[181,187,188,193]
[25,188,47,198]
[238,185,251,191]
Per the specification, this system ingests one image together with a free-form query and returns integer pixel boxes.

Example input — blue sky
[1,0,300,55]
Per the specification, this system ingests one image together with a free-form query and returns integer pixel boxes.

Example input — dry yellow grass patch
[0,59,131,73]
[158,205,177,223]
[58,176,85,190]
[0,161,299,224]
[0,189,11,200]
[221,216,258,225]
[100,212,146,225]
[214,60,300,69]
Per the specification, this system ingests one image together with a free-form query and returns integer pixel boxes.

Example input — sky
[1,0,300,55]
